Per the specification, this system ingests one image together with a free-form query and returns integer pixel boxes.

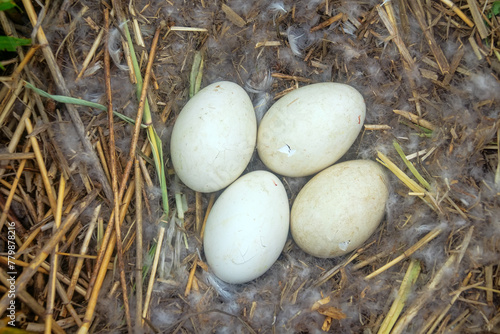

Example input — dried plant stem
[377,259,421,334]
[45,175,66,334]
[200,194,216,239]
[55,279,83,327]
[377,2,414,69]
[0,268,66,334]
[465,0,489,38]
[21,0,113,201]
[393,109,436,131]
[391,227,473,333]
[365,227,442,280]
[424,281,483,334]
[135,159,144,332]
[0,187,100,314]
[0,95,33,177]
[377,151,441,212]
[0,78,23,127]
[117,26,160,203]
[61,205,100,318]
[310,12,343,32]
[184,259,198,296]
[104,9,132,334]
[0,142,31,231]
[25,117,57,212]
[76,28,104,80]
[391,253,457,333]
[95,140,112,186]
[438,0,474,27]
[408,0,449,74]
[78,182,135,334]
[142,225,166,324]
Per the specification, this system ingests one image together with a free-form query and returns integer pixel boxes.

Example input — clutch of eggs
[170,80,388,283]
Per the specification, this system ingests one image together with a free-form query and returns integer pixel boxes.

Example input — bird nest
[0,0,499,333]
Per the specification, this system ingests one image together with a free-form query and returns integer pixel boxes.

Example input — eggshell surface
[170,81,257,192]
[257,83,365,177]
[204,171,289,284]
[291,160,389,258]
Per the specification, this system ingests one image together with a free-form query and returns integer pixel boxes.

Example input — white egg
[203,171,290,284]
[291,160,389,258]
[257,82,365,177]
[170,81,257,192]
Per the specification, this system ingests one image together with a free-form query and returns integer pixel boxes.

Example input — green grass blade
[113,112,148,129]
[393,140,431,191]
[25,81,147,128]
[189,51,203,98]
[147,127,169,215]
[121,22,153,125]
[25,81,107,111]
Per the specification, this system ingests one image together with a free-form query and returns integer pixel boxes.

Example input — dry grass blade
[65,205,100,310]
[377,259,421,334]
[221,3,246,28]
[20,0,113,201]
[45,175,66,334]
[466,0,490,39]
[78,181,136,334]
[2,0,498,332]
[134,159,144,332]
[25,117,57,213]
[365,227,441,280]
[408,0,450,74]
[377,151,441,212]
[0,186,100,314]
[142,224,166,324]
[390,226,473,333]
[438,0,474,27]
[0,269,66,334]
[393,109,436,131]
[0,142,31,230]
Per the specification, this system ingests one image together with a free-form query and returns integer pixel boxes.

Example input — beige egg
[291,160,389,258]
[257,82,365,177]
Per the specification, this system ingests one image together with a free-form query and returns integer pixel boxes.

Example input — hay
[0,0,499,333]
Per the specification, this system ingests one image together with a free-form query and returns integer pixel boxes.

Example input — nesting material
[0,0,499,333]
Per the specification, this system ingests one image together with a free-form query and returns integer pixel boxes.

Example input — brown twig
[310,12,344,32]
[103,9,133,334]
[117,26,161,203]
